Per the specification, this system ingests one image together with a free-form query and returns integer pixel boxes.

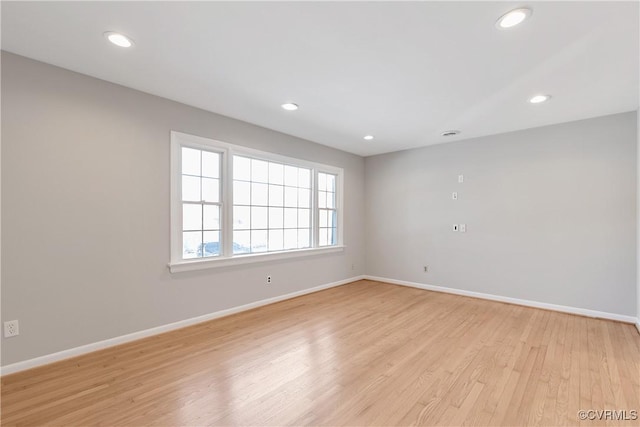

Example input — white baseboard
[1,275,365,376]
[3,274,636,375]
[364,275,638,324]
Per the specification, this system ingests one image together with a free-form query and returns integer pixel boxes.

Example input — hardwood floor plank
[2,280,638,426]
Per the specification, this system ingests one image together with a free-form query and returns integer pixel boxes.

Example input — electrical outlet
[423,265,429,272]
[351,263,355,270]
[458,175,464,183]
[460,224,467,233]
[4,320,19,338]
[267,276,272,284]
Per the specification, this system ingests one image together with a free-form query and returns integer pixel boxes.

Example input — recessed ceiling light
[442,130,461,137]
[281,103,299,111]
[104,31,134,48]
[496,8,532,29]
[364,135,374,140]
[529,94,551,104]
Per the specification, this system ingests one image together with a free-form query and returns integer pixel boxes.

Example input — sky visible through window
[232,156,312,254]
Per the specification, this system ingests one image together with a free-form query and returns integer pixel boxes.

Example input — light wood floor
[2,280,639,426]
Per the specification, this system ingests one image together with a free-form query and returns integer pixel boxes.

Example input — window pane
[233,206,250,230]
[298,228,310,248]
[319,228,328,246]
[252,159,269,183]
[284,165,298,187]
[284,229,297,250]
[182,147,200,176]
[203,205,220,230]
[329,227,337,246]
[183,204,202,231]
[298,168,311,189]
[298,188,310,208]
[202,178,219,202]
[268,184,283,207]
[234,156,251,181]
[298,209,310,228]
[251,230,268,252]
[328,210,336,228]
[284,208,297,229]
[326,191,335,209]
[318,173,326,191]
[202,231,220,257]
[251,183,268,205]
[268,229,283,251]
[269,163,284,185]
[284,186,297,207]
[318,190,327,208]
[182,176,201,202]
[234,181,250,205]
[269,207,283,229]
[326,174,336,192]
[319,210,328,228]
[202,151,220,178]
[252,206,268,229]
[183,231,202,259]
[233,230,251,254]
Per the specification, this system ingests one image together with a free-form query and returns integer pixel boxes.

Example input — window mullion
[199,145,205,252]
[223,150,233,257]
[201,201,205,259]
[313,169,319,248]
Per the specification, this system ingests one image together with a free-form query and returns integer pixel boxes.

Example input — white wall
[365,112,637,317]
[0,52,366,365]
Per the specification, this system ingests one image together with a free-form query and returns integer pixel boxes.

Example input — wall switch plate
[460,224,466,233]
[458,175,464,183]
[452,192,458,200]
[4,320,19,338]
[452,224,459,232]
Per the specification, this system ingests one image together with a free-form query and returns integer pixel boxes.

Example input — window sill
[168,245,345,273]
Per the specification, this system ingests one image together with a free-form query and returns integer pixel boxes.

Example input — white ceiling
[2,1,638,157]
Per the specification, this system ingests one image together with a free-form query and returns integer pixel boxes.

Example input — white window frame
[170,131,344,273]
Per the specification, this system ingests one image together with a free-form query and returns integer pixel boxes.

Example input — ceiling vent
[441,130,461,137]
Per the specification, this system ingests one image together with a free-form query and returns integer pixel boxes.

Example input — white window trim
[169,131,344,273]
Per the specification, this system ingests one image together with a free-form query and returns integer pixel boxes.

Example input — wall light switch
[460,224,466,233]
[452,192,458,200]
[458,175,464,183]
[452,224,459,232]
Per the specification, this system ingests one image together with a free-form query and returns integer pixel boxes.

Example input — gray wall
[1,52,366,365]
[365,112,637,316]
[2,51,638,367]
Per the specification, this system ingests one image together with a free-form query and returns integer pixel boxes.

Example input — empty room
[1,1,639,426]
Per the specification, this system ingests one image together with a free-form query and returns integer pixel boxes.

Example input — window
[232,156,312,254]
[180,147,222,259]
[317,172,337,246]
[170,132,343,272]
